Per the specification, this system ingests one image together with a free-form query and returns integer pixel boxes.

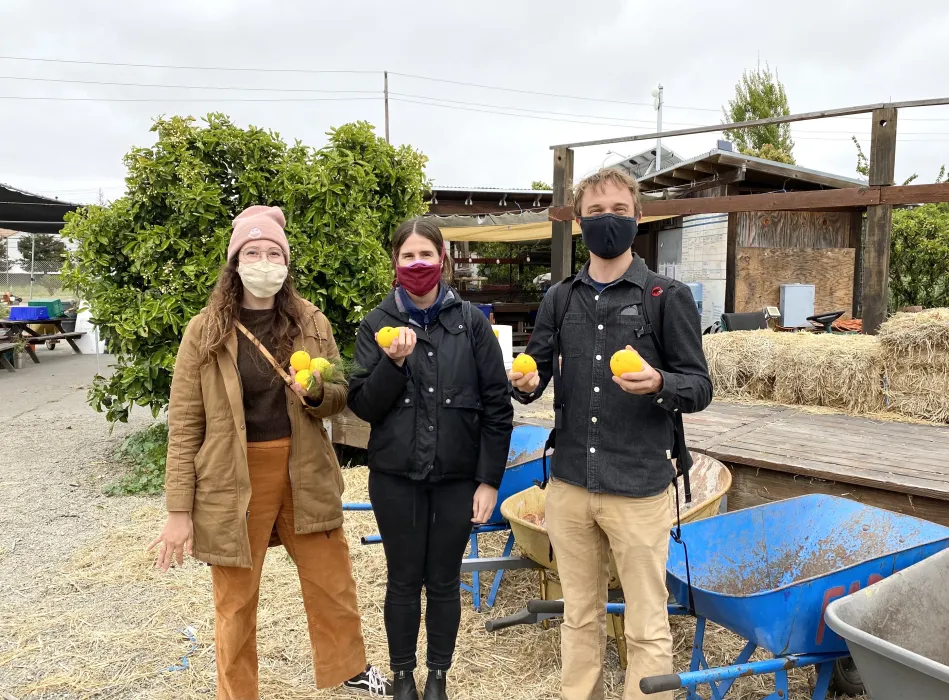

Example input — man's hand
[612,346,663,395]
[472,483,498,524]
[509,369,540,393]
[378,327,417,367]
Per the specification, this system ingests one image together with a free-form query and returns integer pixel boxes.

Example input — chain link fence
[1,260,73,301]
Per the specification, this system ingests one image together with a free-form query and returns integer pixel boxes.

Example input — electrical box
[779,284,815,328]
[685,282,703,317]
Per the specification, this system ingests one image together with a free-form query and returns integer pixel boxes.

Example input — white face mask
[238,260,288,299]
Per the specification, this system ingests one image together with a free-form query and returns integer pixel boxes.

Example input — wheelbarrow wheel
[46,341,57,350]
[828,657,864,696]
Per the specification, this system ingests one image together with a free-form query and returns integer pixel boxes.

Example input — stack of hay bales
[878,308,949,422]
[703,330,885,414]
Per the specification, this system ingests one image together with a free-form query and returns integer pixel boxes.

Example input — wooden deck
[330,399,949,526]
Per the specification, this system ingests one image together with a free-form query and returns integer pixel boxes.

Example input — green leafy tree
[722,62,795,164]
[532,180,551,190]
[890,204,949,309]
[62,114,428,423]
[17,233,66,264]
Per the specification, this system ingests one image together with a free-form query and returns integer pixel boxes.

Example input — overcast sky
[1,0,948,205]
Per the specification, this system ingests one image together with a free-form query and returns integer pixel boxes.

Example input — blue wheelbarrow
[344,424,550,610]
[493,494,949,699]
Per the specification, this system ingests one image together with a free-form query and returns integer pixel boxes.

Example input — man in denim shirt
[510,168,712,700]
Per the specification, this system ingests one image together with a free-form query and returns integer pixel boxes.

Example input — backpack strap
[536,276,575,490]
[642,271,692,504]
[462,300,481,388]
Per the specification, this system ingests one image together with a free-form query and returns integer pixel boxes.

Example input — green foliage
[17,233,66,263]
[853,136,921,185]
[890,204,949,310]
[722,62,795,164]
[531,180,551,190]
[105,422,169,495]
[62,114,428,423]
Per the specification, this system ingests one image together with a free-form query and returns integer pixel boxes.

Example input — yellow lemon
[610,348,644,377]
[377,326,400,348]
[294,369,313,390]
[290,350,311,372]
[493,329,500,338]
[512,353,537,375]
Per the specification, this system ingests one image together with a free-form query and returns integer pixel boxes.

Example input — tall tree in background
[722,62,795,164]
[17,233,66,265]
[532,180,551,190]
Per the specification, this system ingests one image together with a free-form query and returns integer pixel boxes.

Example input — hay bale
[702,330,783,400]
[772,333,884,414]
[879,308,949,422]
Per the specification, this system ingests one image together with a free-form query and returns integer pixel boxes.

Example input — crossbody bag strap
[233,320,294,387]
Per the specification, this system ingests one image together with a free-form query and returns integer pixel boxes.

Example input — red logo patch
[651,286,663,297]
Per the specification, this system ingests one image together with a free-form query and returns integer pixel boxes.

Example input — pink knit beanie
[227,206,290,262]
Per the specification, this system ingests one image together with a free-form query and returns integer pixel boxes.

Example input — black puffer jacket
[348,288,514,487]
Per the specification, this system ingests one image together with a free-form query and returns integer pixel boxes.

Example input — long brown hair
[200,258,304,364]
[391,218,453,285]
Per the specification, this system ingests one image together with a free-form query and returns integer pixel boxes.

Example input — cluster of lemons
[289,351,334,390]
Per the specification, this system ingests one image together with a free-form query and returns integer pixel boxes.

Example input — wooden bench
[0,342,15,372]
[24,331,86,355]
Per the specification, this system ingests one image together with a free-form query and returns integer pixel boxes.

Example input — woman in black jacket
[348,219,514,700]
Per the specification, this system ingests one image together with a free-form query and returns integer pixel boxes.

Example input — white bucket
[74,308,107,354]
[492,324,513,371]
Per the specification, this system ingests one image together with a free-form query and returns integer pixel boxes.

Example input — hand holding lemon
[610,345,663,395]
[287,350,323,400]
[509,353,540,393]
[376,325,417,367]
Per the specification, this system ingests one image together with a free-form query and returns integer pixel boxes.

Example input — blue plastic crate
[8,306,49,321]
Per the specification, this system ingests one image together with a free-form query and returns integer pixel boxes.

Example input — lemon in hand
[512,353,537,375]
[310,357,332,374]
[610,348,644,377]
[294,369,313,391]
[377,326,400,348]
[290,350,311,372]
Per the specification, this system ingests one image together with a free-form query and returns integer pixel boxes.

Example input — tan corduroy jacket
[165,299,347,568]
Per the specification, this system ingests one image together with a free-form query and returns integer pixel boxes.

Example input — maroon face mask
[395,247,445,296]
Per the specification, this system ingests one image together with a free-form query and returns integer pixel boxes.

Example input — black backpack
[538,271,693,503]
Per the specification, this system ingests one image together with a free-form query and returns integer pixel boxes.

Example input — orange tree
[63,114,427,422]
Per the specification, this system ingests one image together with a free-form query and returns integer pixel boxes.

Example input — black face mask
[579,213,638,260]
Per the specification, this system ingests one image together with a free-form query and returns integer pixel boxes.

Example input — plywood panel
[735,210,851,248]
[735,247,855,317]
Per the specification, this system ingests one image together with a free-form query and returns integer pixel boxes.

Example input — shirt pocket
[559,313,587,358]
[617,312,661,367]
[440,386,483,454]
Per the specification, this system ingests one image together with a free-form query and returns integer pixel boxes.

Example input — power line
[0,55,377,75]
[0,74,379,94]
[0,94,381,103]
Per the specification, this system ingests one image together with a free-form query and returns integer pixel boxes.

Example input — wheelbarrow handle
[484,609,537,632]
[639,674,683,694]
[526,600,564,614]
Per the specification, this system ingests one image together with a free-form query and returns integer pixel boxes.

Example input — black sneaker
[344,665,394,696]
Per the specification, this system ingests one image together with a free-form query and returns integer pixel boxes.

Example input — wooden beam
[651,175,682,187]
[551,96,949,150]
[715,152,861,190]
[548,182,949,221]
[641,187,880,216]
[551,147,574,282]
[850,211,865,318]
[862,107,899,335]
[725,212,738,314]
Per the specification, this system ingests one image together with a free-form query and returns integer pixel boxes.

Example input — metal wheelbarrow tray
[825,546,949,699]
[641,494,949,699]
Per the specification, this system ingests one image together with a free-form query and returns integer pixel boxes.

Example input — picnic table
[0,316,85,367]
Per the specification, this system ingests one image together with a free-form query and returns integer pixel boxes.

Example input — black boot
[422,670,448,700]
[392,670,419,700]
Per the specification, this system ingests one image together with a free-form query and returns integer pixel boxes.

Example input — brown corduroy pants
[211,437,367,700]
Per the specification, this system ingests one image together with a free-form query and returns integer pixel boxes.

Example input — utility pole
[652,83,664,171]
[384,71,390,144]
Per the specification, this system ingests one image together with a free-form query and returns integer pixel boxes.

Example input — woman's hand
[378,327,417,367]
[289,366,324,403]
[472,483,498,524]
[149,511,194,572]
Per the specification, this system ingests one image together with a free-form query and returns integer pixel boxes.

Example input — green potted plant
[12,336,28,369]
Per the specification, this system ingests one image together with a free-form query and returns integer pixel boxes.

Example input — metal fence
[1,260,72,301]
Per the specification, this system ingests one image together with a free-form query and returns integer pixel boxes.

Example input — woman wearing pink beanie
[151,205,393,698]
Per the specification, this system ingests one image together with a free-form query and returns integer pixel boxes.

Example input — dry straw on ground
[879,308,949,422]
[0,466,857,699]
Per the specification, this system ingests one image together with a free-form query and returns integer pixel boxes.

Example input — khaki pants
[547,479,674,700]
[211,437,367,700]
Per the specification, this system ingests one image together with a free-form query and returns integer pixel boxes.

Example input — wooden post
[551,147,574,282]
[849,210,864,318]
[724,184,741,313]
[862,107,898,334]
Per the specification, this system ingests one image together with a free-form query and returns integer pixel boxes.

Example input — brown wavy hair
[391,218,453,285]
[200,258,304,364]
